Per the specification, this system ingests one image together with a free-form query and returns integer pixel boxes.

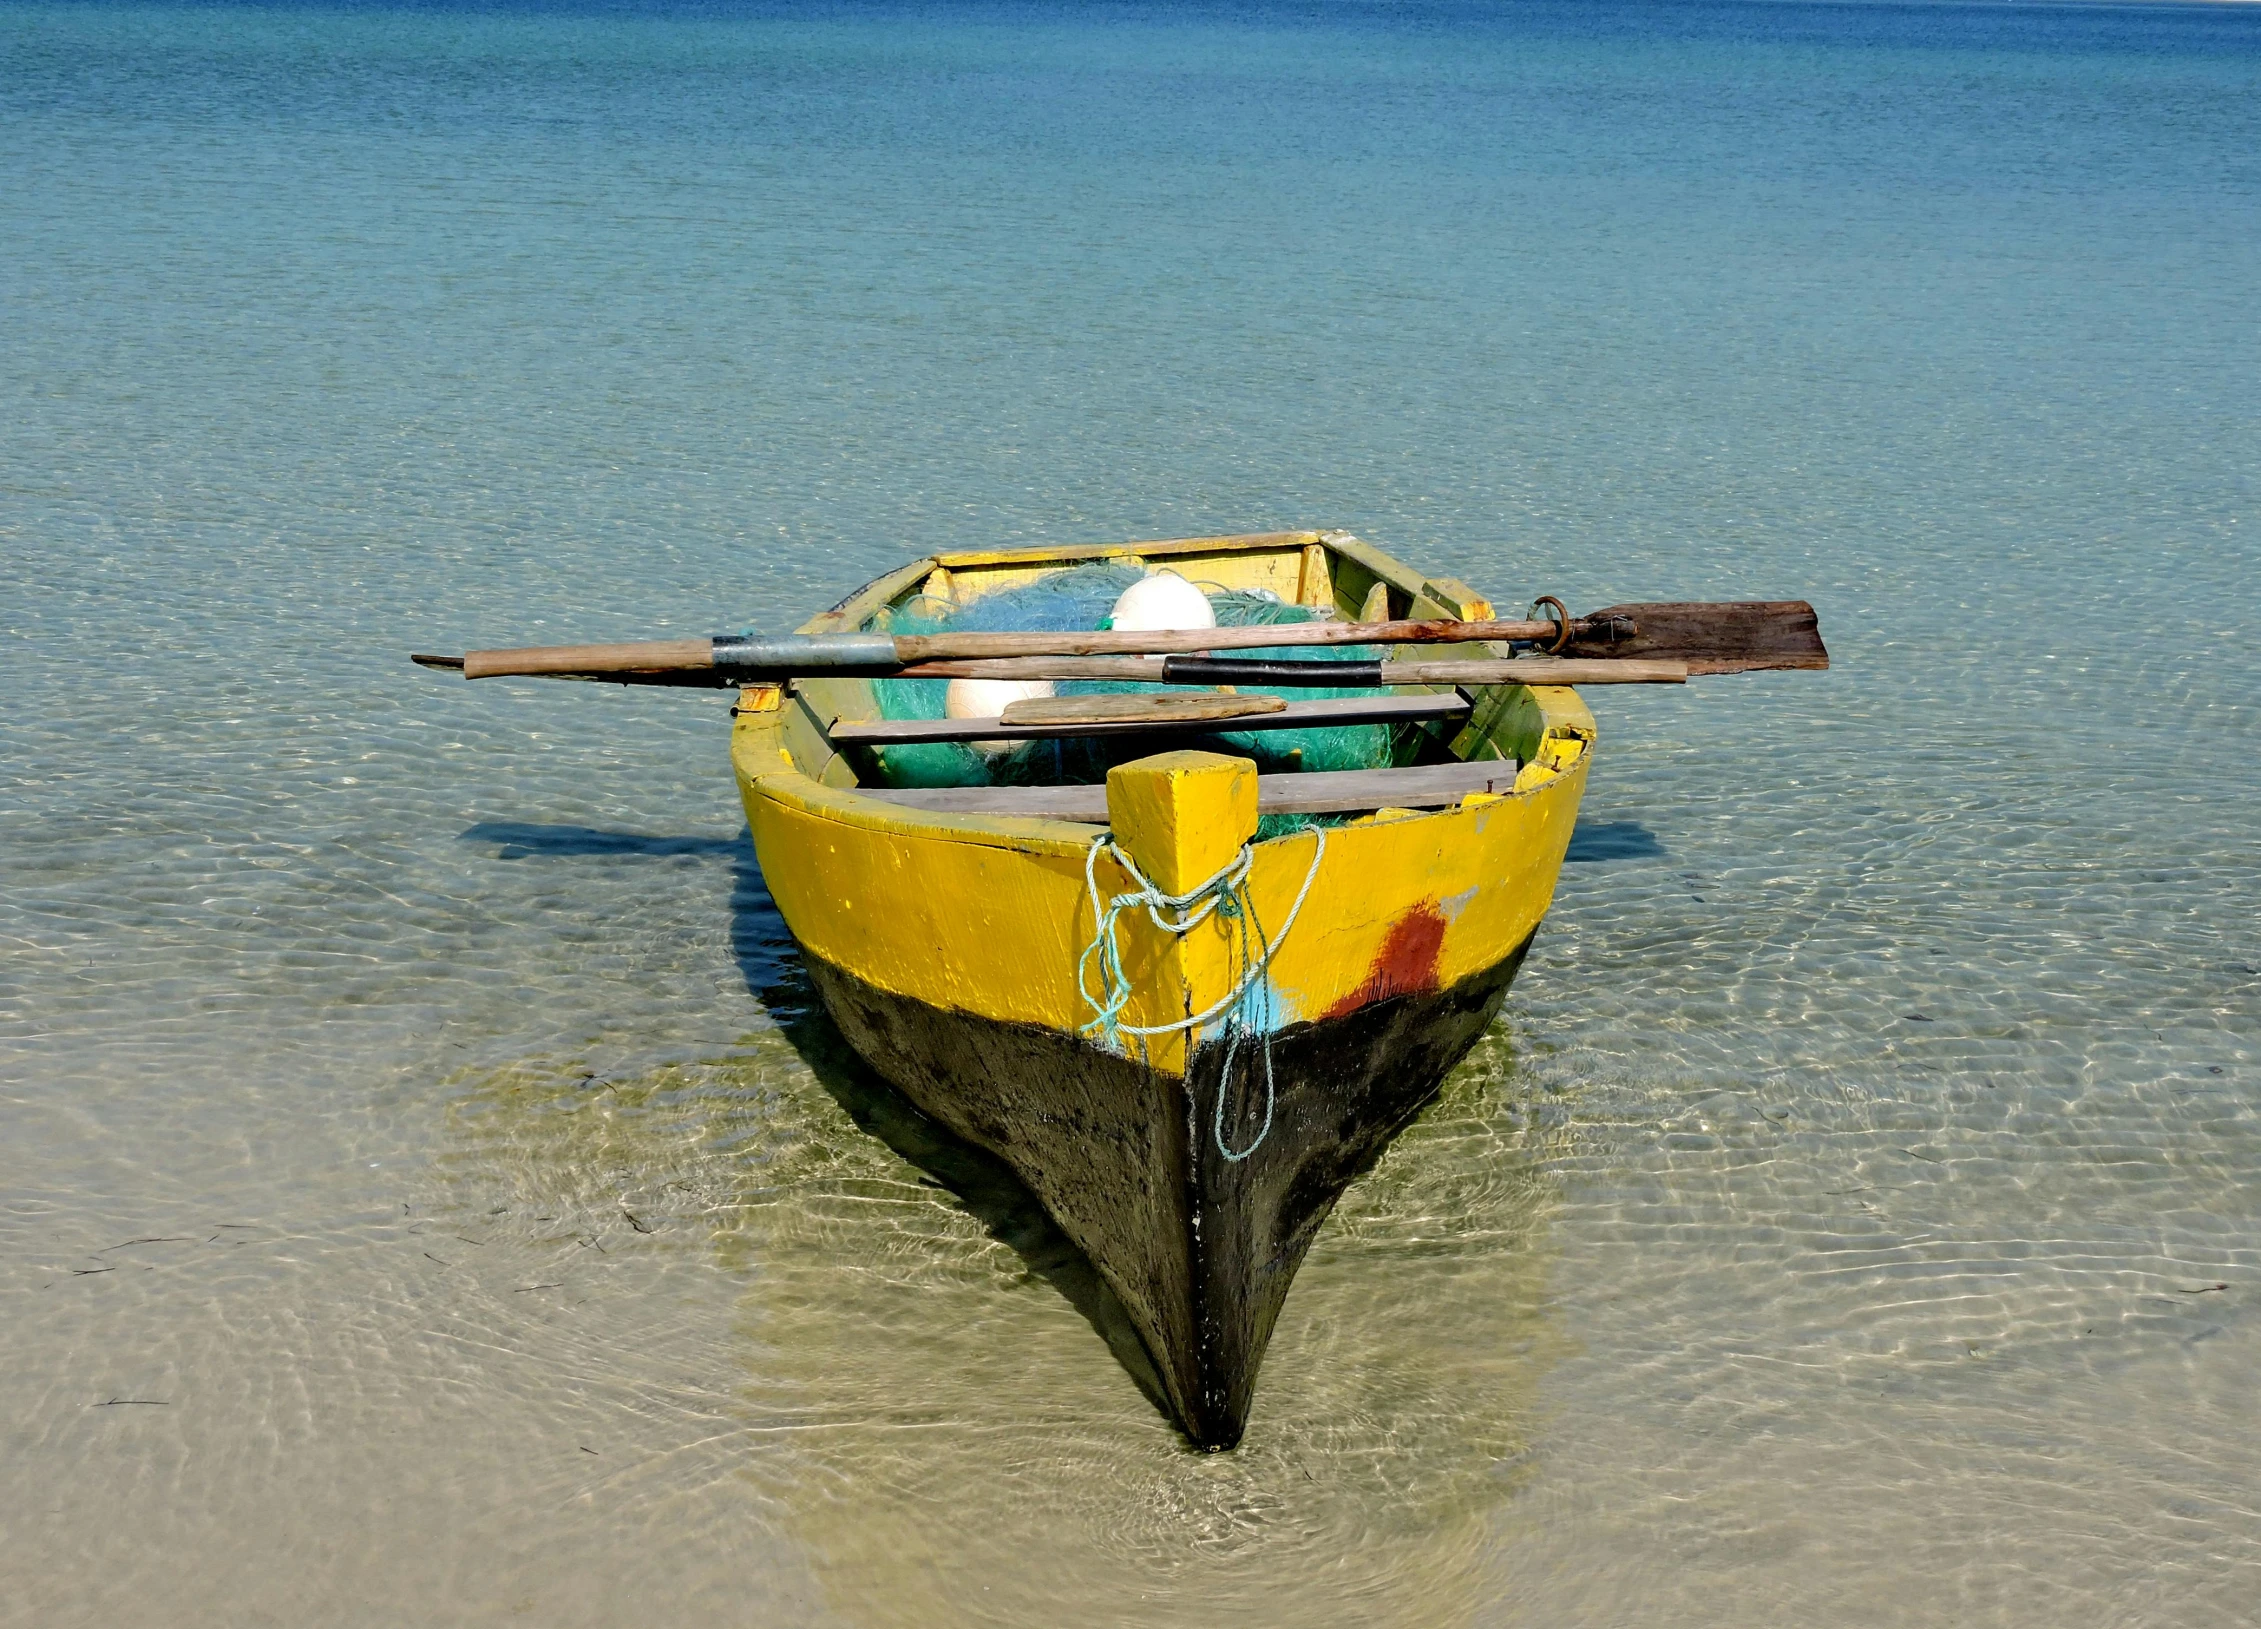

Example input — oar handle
[459,633,902,680]
[461,638,713,679]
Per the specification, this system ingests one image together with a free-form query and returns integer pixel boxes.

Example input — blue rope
[1076,828,1327,1162]
[1207,877,1277,1163]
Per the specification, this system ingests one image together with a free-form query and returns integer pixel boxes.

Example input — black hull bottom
[802,929,1537,1448]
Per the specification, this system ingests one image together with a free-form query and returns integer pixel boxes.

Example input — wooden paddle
[1555,601,1828,676]
[413,600,1824,682]
[904,657,1691,686]
[410,653,1691,687]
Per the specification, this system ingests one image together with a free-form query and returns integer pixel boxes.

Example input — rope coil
[1077,828,1327,1162]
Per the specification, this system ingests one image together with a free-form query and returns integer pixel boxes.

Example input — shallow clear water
[4,1,2258,1623]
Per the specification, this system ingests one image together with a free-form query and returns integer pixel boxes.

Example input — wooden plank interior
[1418,575,1496,621]
[807,556,940,632]
[828,692,1468,747]
[1321,533,1430,603]
[1447,681,1527,763]
[941,547,1310,606]
[930,530,1321,570]
[858,758,1524,822]
[932,559,1142,604]
[778,692,845,788]
[999,692,1287,726]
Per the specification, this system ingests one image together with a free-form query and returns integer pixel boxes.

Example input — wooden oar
[902,657,1690,686]
[411,653,1689,687]
[419,599,1823,681]
[442,616,1578,681]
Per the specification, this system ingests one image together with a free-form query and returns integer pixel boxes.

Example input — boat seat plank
[857,757,1521,822]
[1000,691,1286,726]
[827,692,1468,746]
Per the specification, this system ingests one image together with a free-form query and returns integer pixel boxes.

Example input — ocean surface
[4,1,2258,1623]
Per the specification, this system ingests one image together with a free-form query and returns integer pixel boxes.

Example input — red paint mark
[1319,904,1448,1021]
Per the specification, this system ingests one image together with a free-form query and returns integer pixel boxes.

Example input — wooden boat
[730,530,1596,1448]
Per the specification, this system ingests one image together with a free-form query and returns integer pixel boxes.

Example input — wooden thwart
[998,691,1287,726]
[828,692,1467,747]
[860,758,1525,822]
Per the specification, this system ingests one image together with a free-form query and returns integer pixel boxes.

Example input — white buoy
[1107,570,1215,633]
[945,676,1055,756]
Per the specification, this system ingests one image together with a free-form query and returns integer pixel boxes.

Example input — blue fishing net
[856,565,1404,812]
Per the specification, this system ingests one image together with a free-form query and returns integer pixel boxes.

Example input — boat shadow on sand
[727,841,1180,1417]
[462,817,1174,1416]
[461,813,1667,1431]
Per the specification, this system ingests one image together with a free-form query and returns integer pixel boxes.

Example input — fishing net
[856,566,1405,829]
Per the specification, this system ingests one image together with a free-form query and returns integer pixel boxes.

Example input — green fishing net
[856,565,1405,828]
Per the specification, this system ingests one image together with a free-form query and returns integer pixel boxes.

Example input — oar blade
[1565,601,1828,674]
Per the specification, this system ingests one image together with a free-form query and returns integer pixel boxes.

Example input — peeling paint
[1318,903,1449,1022]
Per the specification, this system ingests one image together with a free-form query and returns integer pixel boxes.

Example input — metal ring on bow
[1529,594,1572,654]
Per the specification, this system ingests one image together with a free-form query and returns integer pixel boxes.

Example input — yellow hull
[732,530,1594,1444]
[734,530,1592,1071]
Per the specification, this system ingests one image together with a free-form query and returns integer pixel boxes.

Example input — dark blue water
[4,3,2257,1623]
